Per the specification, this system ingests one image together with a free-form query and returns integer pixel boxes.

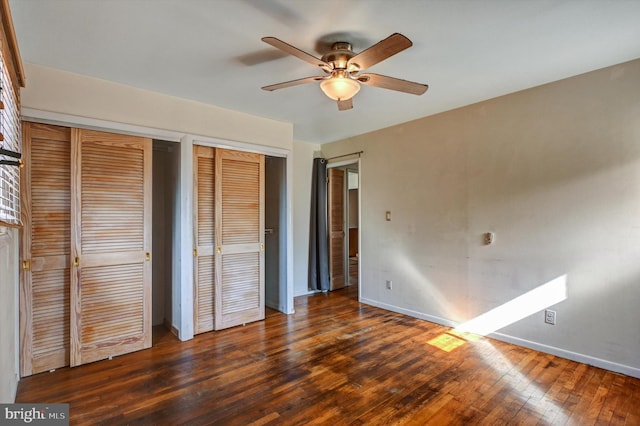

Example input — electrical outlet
[386,280,392,290]
[544,309,556,325]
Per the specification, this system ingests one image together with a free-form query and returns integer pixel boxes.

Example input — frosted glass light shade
[320,76,360,101]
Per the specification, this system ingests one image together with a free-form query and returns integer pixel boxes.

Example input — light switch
[385,211,391,221]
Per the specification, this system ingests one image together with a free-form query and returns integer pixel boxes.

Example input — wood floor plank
[16,286,640,425]
[603,374,628,425]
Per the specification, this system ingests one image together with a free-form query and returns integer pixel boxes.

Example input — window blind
[0,45,21,227]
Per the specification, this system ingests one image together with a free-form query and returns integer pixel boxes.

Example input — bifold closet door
[193,145,216,334]
[70,129,152,366]
[328,168,346,290]
[215,149,265,330]
[20,123,71,376]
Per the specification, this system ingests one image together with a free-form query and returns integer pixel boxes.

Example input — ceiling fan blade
[357,73,428,95]
[348,33,412,70]
[262,37,331,70]
[261,76,325,91]
[337,98,353,111]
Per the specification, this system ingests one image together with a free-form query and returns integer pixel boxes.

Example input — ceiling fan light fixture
[320,75,360,101]
[261,34,428,110]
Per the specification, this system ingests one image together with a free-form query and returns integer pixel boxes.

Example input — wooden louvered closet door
[328,168,346,290]
[193,145,216,334]
[215,149,265,330]
[70,129,152,366]
[20,123,71,376]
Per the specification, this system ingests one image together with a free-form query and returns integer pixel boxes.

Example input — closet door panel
[215,149,264,330]
[70,129,152,367]
[193,145,216,334]
[20,122,71,376]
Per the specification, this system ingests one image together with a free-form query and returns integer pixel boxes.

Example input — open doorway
[265,156,287,313]
[327,160,360,298]
[152,140,179,337]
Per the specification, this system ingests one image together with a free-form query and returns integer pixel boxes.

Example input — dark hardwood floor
[16,285,640,425]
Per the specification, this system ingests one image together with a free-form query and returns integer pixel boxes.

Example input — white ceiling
[9,0,640,144]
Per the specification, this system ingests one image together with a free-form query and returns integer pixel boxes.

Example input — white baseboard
[295,289,320,297]
[360,297,640,379]
[489,332,640,379]
[361,298,458,328]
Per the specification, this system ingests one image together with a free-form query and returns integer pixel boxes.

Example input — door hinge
[22,260,30,271]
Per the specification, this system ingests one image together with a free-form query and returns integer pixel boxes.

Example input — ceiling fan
[261,33,428,111]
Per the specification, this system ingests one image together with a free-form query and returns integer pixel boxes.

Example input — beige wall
[292,139,320,296]
[21,63,293,150]
[0,228,19,402]
[322,58,640,377]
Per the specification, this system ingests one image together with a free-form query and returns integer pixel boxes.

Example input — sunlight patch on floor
[427,329,483,352]
[427,333,467,352]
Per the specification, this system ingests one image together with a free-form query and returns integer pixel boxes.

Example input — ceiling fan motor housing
[321,42,359,73]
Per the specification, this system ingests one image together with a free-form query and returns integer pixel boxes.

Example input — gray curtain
[308,158,330,291]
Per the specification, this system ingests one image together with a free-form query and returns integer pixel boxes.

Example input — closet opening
[152,140,180,338]
[265,155,287,313]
